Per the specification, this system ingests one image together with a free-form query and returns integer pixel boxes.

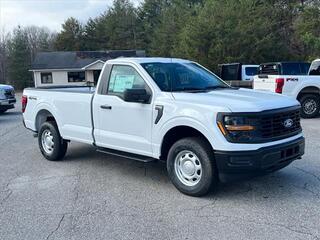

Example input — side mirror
[123,88,151,104]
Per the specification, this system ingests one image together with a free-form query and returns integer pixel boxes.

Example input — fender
[34,102,61,132]
[293,82,320,99]
[152,116,219,159]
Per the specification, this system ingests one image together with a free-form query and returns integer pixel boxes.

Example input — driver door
[93,64,154,157]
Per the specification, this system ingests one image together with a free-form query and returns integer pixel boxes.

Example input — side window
[282,63,301,75]
[309,61,320,75]
[300,63,310,75]
[245,67,258,76]
[108,65,147,98]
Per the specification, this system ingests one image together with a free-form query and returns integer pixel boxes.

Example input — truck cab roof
[106,57,192,65]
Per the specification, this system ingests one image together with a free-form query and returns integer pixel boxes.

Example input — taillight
[275,78,284,94]
[22,95,28,113]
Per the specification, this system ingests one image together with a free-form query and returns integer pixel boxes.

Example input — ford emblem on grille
[283,119,294,128]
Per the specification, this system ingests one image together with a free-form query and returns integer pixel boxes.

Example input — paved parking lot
[0,94,319,240]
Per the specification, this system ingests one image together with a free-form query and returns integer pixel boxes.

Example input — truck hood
[0,84,14,90]
[172,88,299,112]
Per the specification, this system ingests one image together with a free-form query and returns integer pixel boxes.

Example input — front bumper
[215,137,305,182]
[0,98,16,110]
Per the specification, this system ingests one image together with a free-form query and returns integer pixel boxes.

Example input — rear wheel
[167,137,217,197]
[0,109,7,114]
[299,94,320,118]
[38,121,68,161]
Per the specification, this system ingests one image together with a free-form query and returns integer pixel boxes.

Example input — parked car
[22,58,305,196]
[0,84,16,114]
[219,63,259,81]
[254,60,320,118]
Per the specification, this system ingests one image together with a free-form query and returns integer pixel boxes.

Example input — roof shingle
[31,50,146,70]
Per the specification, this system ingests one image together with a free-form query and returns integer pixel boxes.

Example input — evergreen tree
[8,27,32,89]
[55,17,84,51]
[294,3,320,60]
[136,0,169,51]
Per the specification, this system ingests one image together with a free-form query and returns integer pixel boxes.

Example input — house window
[68,72,85,82]
[41,72,53,84]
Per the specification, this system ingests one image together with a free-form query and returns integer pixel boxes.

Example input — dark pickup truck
[258,62,310,76]
[0,84,16,113]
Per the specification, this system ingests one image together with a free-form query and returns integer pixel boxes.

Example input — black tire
[0,109,7,114]
[167,137,217,197]
[38,121,68,161]
[299,94,320,119]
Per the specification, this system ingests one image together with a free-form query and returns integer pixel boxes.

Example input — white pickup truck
[253,60,320,118]
[22,58,305,196]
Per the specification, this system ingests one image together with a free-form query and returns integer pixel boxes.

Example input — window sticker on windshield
[113,75,135,92]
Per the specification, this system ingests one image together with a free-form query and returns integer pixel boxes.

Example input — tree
[7,26,32,89]
[82,0,140,50]
[55,17,84,51]
[0,30,10,84]
[294,3,320,60]
[173,0,301,71]
[103,0,139,49]
[146,0,203,56]
[136,0,169,51]
[24,26,56,64]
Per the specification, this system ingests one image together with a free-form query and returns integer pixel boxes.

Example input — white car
[219,63,259,81]
[22,58,305,196]
[253,60,320,118]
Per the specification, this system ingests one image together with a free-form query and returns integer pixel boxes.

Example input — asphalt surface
[0,94,319,240]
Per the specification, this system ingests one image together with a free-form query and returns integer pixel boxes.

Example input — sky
[0,0,141,33]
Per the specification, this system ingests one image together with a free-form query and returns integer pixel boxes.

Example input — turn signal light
[225,125,255,131]
[217,121,227,135]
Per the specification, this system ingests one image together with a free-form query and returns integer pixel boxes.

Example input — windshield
[141,62,228,92]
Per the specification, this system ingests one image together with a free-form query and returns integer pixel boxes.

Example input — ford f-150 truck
[22,58,305,196]
[0,84,16,113]
[253,60,320,118]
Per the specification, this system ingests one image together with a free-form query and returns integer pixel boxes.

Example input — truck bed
[23,86,95,145]
[25,86,96,94]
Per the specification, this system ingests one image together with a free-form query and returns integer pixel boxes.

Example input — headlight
[224,116,255,131]
[0,88,5,99]
[217,114,257,143]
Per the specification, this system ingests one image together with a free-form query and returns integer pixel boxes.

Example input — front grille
[258,107,301,140]
[4,89,14,99]
[219,106,302,143]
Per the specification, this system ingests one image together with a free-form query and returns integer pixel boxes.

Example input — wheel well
[297,86,320,100]
[35,110,56,132]
[160,126,213,161]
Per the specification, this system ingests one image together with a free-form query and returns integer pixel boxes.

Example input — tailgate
[253,75,277,92]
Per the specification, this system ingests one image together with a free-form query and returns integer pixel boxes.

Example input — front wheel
[299,94,320,118]
[167,137,217,197]
[38,121,68,161]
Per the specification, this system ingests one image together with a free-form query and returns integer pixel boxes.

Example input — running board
[96,147,157,163]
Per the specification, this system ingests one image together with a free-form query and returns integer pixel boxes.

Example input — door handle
[100,105,112,110]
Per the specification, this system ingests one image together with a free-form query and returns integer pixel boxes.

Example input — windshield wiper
[173,85,231,92]
[174,87,207,92]
[203,85,230,91]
